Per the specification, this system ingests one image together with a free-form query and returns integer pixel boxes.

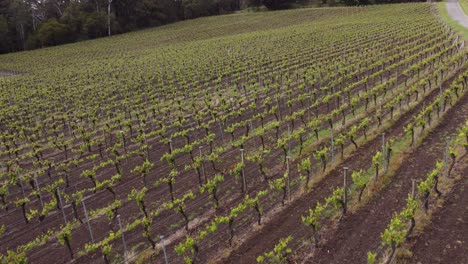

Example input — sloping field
[0,3,466,264]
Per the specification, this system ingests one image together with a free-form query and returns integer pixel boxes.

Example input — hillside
[0,3,467,264]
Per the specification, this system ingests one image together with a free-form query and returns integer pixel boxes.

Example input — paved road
[447,0,468,28]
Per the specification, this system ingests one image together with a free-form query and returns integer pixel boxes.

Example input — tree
[2,0,33,52]
[36,18,71,46]
[0,15,11,52]
[372,151,382,180]
[83,11,107,38]
[263,0,290,10]
[181,0,215,19]
[246,0,262,8]
[59,1,86,39]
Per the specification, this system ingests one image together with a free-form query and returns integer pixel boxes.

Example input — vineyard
[0,2,467,264]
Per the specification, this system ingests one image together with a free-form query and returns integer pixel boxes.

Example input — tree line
[0,0,423,54]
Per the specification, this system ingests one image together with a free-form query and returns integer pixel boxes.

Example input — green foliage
[302,202,325,230]
[4,250,28,264]
[325,187,344,210]
[102,243,112,257]
[128,187,147,203]
[299,158,311,173]
[334,133,346,147]
[339,0,371,6]
[400,194,418,220]
[351,169,367,189]
[367,251,376,264]
[314,146,329,160]
[133,160,154,176]
[232,162,245,179]
[57,223,73,246]
[417,162,442,197]
[14,197,30,207]
[36,19,72,47]
[372,151,382,167]
[263,0,292,10]
[200,174,224,194]
[229,202,247,219]
[256,236,293,263]
[104,200,122,220]
[381,214,406,248]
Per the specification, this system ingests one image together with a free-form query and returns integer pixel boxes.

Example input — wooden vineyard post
[160,235,169,264]
[82,199,94,243]
[382,133,386,172]
[56,187,67,224]
[343,167,349,212]
[331,129,335,162]
[411,178,416,198]
[117,215,128,264]
[288,125,291,156]
[199,146,206,183]
[379,99,383,127]
[241,148,246,193]
[68,122,72,137]
[18,171,26,198]
[440,83,445,114]
[34,177,44,208]
[444,136,450,177]
[394,72,398,95]
[219,121,224,143]
[287,156,291,202]
[168,139,173,154]
[120,131,126,153]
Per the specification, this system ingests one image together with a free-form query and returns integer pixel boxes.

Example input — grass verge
[459,0,468,16]
[436,1,468,40]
